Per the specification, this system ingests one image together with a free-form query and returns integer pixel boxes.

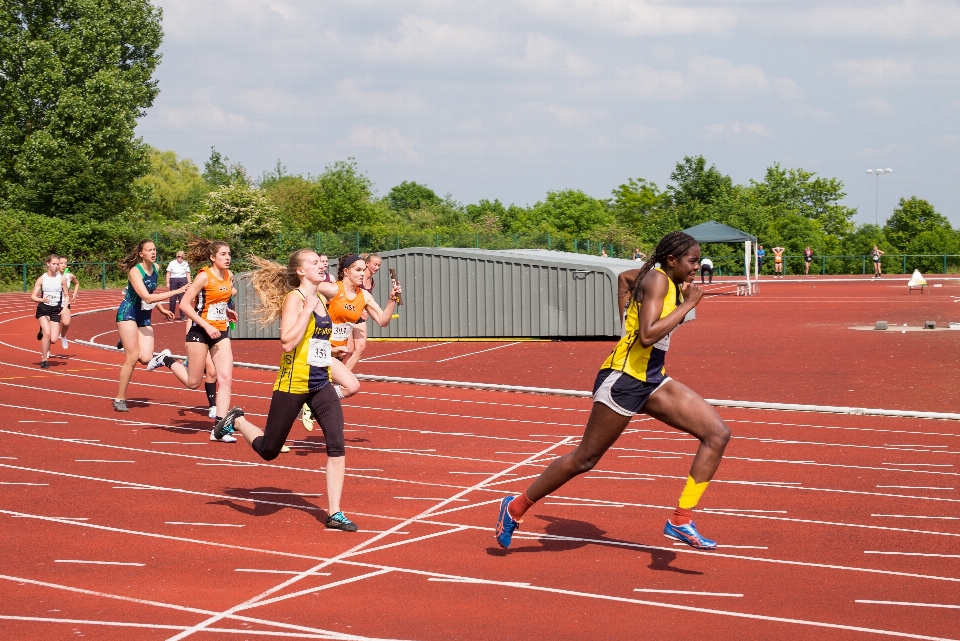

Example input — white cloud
[857,97,895,115]
[155,89,247,129]
[240,86,311,117]
[338,126,421,162]
[774,78,803,101]
[933,134,959,146]
[703,121,770,137]
[689,55,768,92]
[360,16,502,63]
[333,79,426,115]
[856,145,897,159]
[832,58,913,86]
[547,105,590,127]
[621,124,659,141]
[526,0,737,35]
[793,1,960,38]
[616,65,686,99]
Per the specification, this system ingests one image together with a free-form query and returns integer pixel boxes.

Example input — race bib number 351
[307,339,332,368]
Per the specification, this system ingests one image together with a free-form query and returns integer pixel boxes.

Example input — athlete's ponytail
[119,240,154,272]
[186,236,229,267]
[249,249,316,326]
[629,231,699,302]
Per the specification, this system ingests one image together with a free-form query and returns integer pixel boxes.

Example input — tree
[668,156,732,207]
[751,164,855,238]
[0,0,163,218]
[387,181,440,213]
[134,147,207,220]
[198,183,280,241]
[530,190,612,237]
[203,147,248,187]
[261,175,315,230]
[884,197,951,252]
[310,159,377,232]
[608,178,668,235]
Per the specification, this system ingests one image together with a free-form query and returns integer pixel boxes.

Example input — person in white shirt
[700,258,714,284]
[166,252,192,320]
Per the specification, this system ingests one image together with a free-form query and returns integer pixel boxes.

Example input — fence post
[586,239,590,253]
[821,255,825,275]
[862,256,866,274]
[22,264,27,292]
[101,262,106,289]
[902,255,906,274]
[945,254,948,274]
[547,233,551,250]
[513,233,517,248]
[435,233,439,247]
[475,233,479,248]
[574,239,578,252]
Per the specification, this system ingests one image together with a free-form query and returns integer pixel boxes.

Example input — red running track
[0,279,958,640]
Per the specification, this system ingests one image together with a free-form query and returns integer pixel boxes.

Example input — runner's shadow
[209,486,326,523]
[288,434,370,457]
[151,415,209,435]
[486,515,702,575]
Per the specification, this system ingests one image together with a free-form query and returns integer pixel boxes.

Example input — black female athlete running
[494,231,731,550]
[113,240,186,412]
[211,249,363,530]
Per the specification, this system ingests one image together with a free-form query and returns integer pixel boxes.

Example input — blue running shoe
[495,496,521,549]
[213,406,244,441]
[663,520,717,550]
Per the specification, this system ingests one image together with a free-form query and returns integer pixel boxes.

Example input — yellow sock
[677,475,710,510]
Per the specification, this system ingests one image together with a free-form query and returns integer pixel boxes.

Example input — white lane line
[865,551,960,558]
[55,560,144,567]
[672,543,768,549]
[871,514,959,520]
[75,459,134,463]
[394,497,468,501]
[0,456,16,460]
[587,477,655,481]
[19,420,68,423]
[250,491,322,497]
[856,600,960,610]
[0,482,47,485]
[634,588,743,597]
[428,577,532,586]
[361,342,448,360]
[235,569,331,576]
[12,516,87,520]
[495,452,540,455]
[877,486,954,491]
[0,616,183,632]
[236,569,395,609]
[703,509,788,514]
[618,456,683,459]
[435,342,520,363]
[450,471,514,475]
[113,486,159,490]
[882,463,953,467]
[885,444,948,448]
[151,442,206,445]
[545,502,624,507]
[347,526,472,558]
[348,468,383,471]
[196,463,256,467]
[166,522,244,527]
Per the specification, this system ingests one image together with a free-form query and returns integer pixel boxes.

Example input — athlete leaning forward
[211,249,387,531]
[113,240,188,412]
[494,231,731,550]
[30,254,70,369]
[300,253,401,431]
[143,238,241,443]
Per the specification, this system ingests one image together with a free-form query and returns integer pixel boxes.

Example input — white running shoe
[146,349,171,372]
[301,403,313,431]
[208,406,217,419]
[60,337,68,349]
[210,427,236,443]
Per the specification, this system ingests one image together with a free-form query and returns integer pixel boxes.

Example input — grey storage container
[232,248,645,339]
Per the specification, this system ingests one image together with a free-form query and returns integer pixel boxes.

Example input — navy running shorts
[592,368,671,417]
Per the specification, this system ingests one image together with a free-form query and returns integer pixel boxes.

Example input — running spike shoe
[280,445,291,453]
[113,399,129,412]
[60,337,68,349]
[495,495,522,549]
[116,340,123,350]
[663,520,717,550]
[209,427,236,443]
[40,360,49,369]
[325,511,358,531]
[146,349,171,372]
[301,403,314,431]
[207,405,217,419]
[212,406,244,441]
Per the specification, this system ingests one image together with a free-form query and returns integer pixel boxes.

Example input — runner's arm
[636,271,699,348]
[29,276,45,303]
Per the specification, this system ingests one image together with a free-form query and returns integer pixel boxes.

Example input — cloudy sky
[137,0,960,226]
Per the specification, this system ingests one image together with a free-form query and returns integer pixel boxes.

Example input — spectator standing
[166,251,192,320]
[756,245,765,276]
[772,246,785,278]
[632,247,646,261]
[700,257,714,284]
[803,247,813,275]
[318,253,334,283]
[871,245,885,278]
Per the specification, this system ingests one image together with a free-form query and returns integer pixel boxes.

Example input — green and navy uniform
[116,264,157,327]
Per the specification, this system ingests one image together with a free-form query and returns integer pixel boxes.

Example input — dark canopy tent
[683,220,759,288]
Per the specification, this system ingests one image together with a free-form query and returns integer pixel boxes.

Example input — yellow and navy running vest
[273,290,334,394]
[600,268,682,384]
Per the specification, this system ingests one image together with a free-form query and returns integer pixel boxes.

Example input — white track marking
[882,463,954,467]
[344,526,472,558]
[55,559,144,566]
[703,509,788,514]
[0,572,392,640]
[152,442,206,445]
[19,420,68,423]
[672,543,769,549]
[0,481,46,485]
[586,476,655,481]
[166,522,245,527]
[250,492,322,497]
[435,342,520,362]
[856,600,960,610]
[865,552,960,558]
[75,459,134,463]
[236,569,331,575]
[394,497,467,501]
[877,486,954,491]
[249,570,396,609]
[634,588,743,597]
[360,343,447,360]
[544,502,624,507]
[12,516,87,520]
[871,514,959,520]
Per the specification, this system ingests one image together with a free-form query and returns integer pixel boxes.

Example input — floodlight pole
[866,168,893,226]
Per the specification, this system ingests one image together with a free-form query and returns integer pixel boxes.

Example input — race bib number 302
[330,322,353,342]
[307,338,332,368]
[207,302,228,321]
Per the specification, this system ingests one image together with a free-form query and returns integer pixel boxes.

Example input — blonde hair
[249,249,316,326]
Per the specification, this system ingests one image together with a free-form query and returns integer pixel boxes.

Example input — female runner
[57,256,80,349]
[301,253,400,430]
[30,254,69,369]
[145,239,240,442]
[113,240,186,412]
[212,249,363,530]
[494,231,731,550]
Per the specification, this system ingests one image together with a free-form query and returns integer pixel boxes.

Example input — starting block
[737,282,759,296]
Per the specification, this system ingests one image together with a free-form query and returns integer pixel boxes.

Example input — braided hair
[629,231,699,302]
